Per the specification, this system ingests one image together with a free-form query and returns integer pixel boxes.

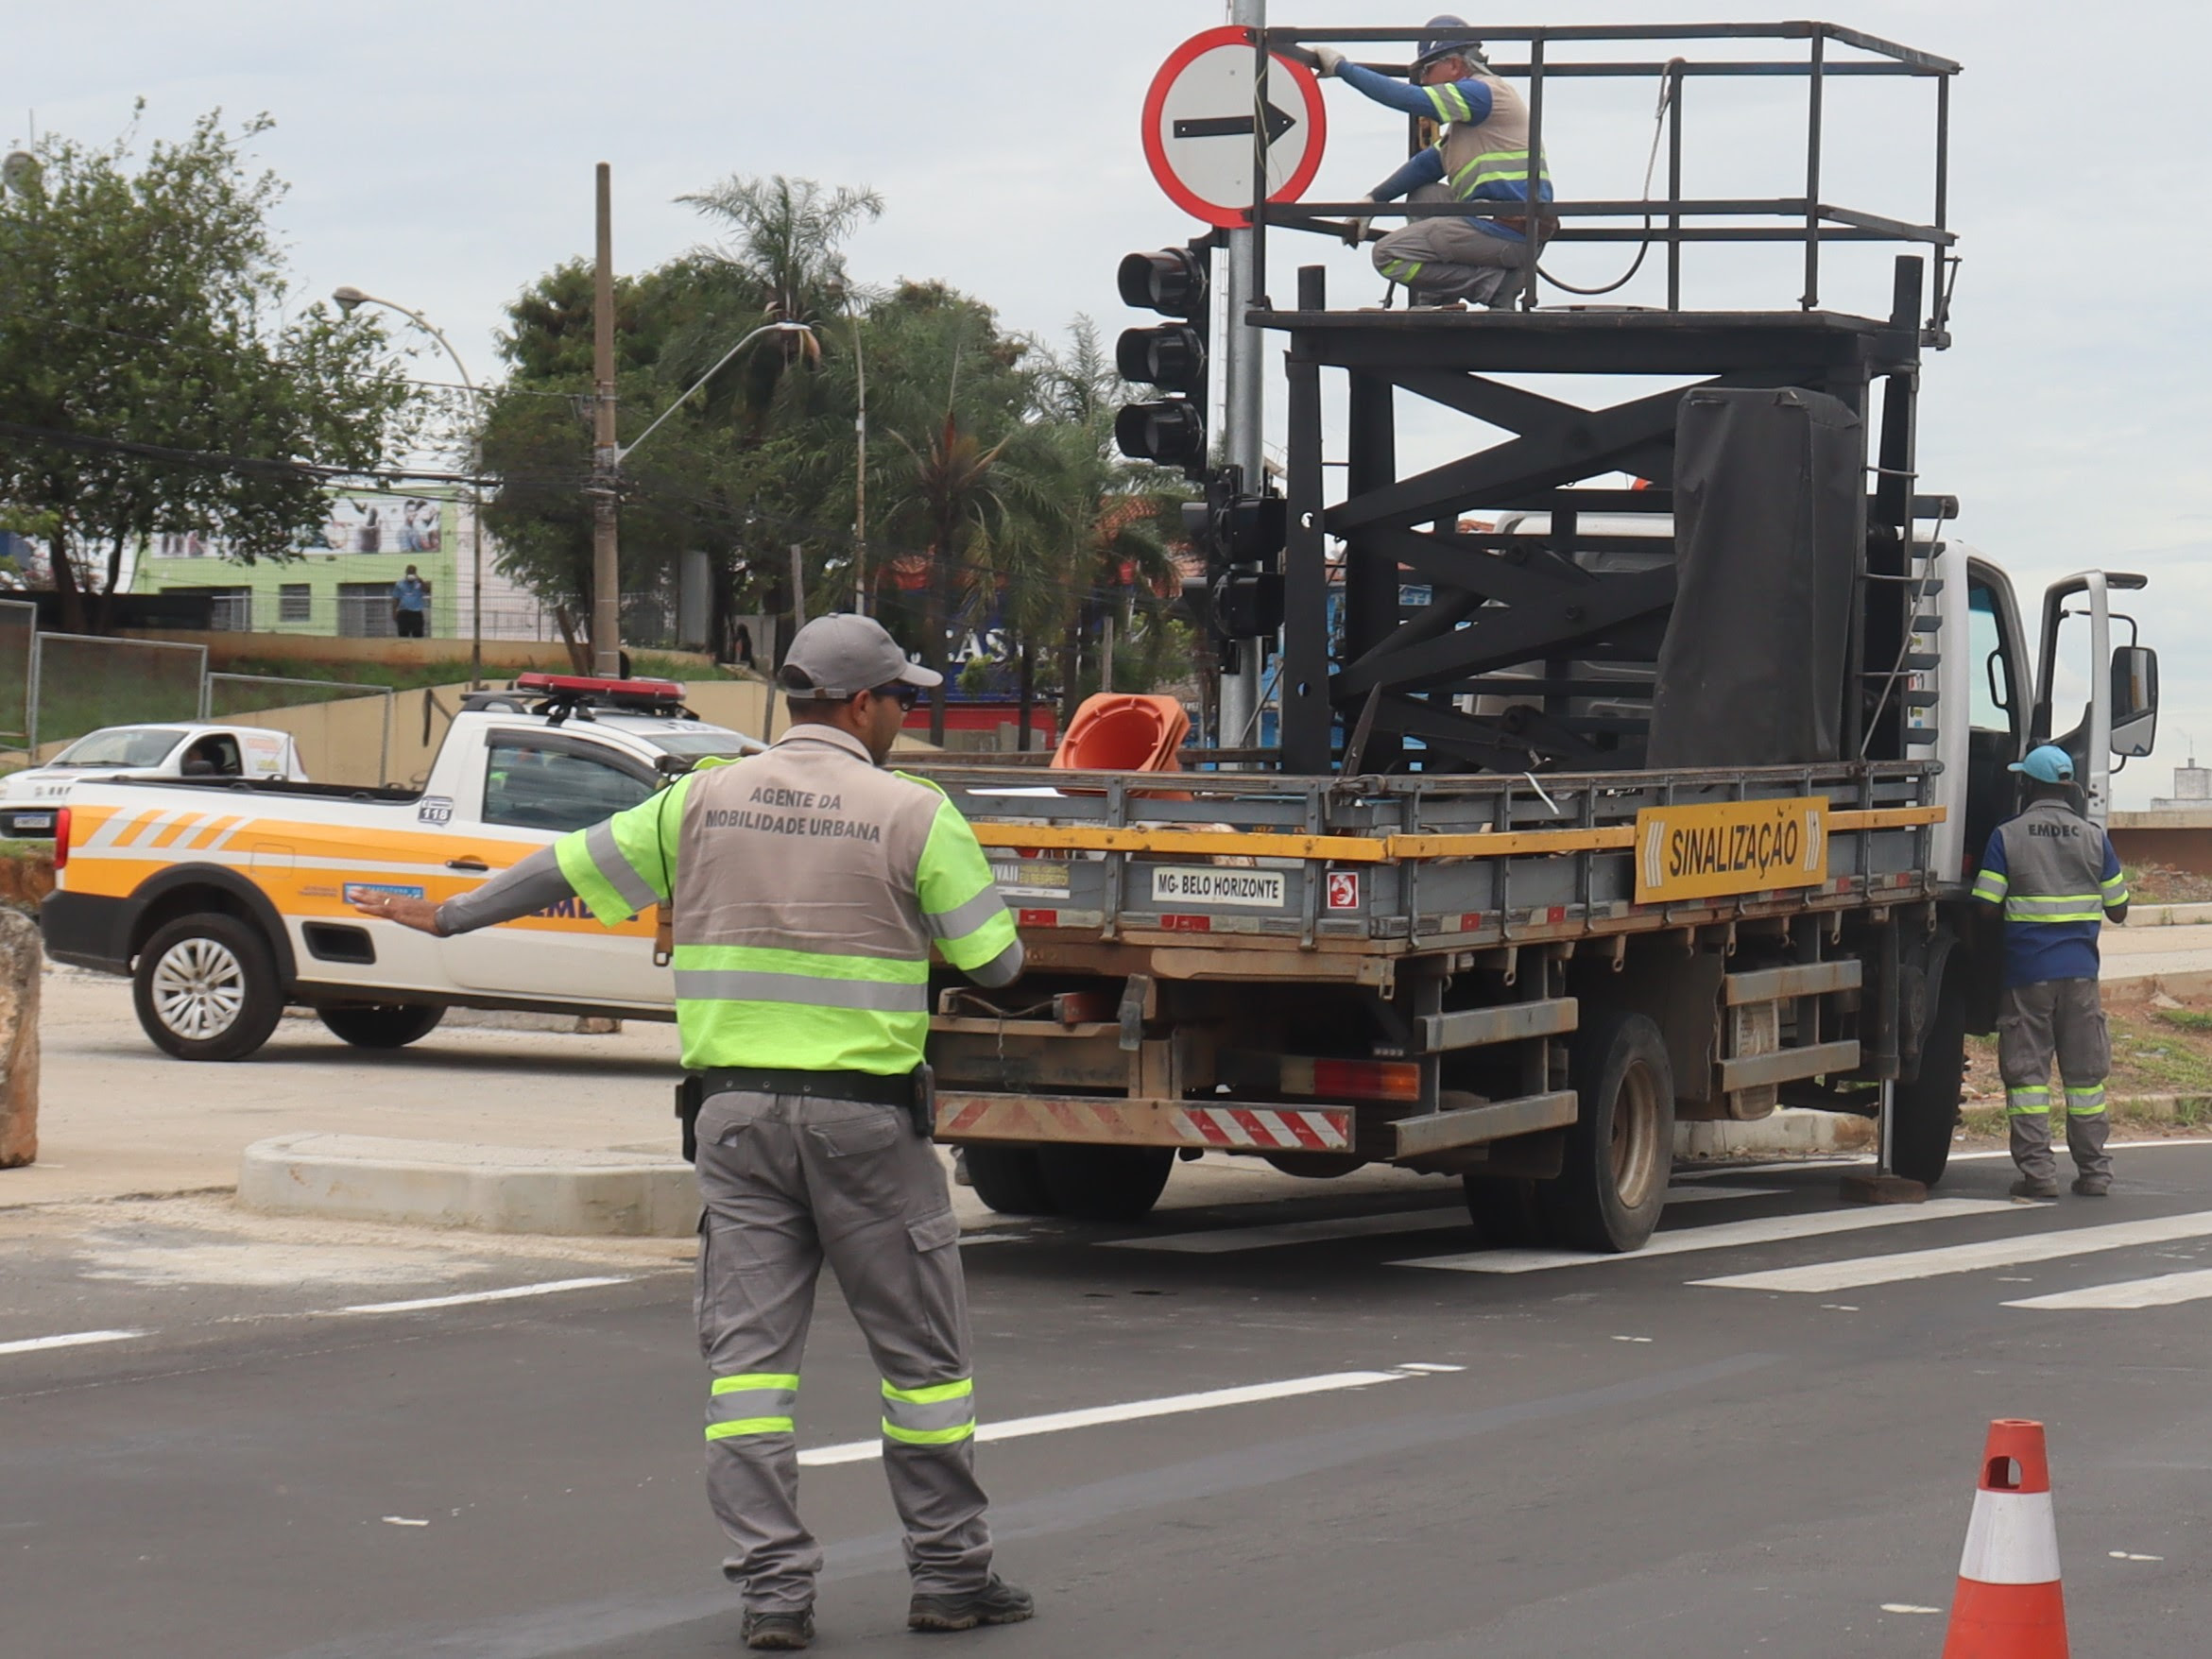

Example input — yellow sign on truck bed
[1634,795,1828,905]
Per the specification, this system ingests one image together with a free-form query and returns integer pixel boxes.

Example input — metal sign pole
[1219,0,1266,757]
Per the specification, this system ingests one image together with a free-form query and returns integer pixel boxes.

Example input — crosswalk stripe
[1660,1183,1788,1206]
[2004,1266,2212,1310]
[1692,1209,2212,1293]
[1395,1198,2014,1274]
[1104,1206,1468,1255]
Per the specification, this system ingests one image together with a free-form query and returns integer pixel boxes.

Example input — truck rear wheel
[961,1146,1061,1217]
[1891,971,1965,1186]
[1037,1145,1175,1223]
[1541,1009,1675,1254]
[1463,1175,1548,1247]
[317,1004,446,1050]
[133,915,284,1062]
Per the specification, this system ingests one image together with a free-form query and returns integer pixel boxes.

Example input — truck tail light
[51,808,70,871]
[1279,1056,1423,1103]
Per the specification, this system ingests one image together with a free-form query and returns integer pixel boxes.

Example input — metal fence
[203,674,395,785]
[27,633,210,756]
[157,586,562,641]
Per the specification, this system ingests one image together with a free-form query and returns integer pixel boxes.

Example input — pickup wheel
[317,1004,446,1050]
[1891,971,1965,1186]
[1540,1009,1675,1254]
[133,915,284,1062]
[960,1147,1061,1217]
[1037,1145,1175,1223]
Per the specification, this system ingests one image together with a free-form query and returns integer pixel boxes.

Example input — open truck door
[2032,572,2158,826]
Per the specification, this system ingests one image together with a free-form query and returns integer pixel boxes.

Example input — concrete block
[1674,1106,1876,1160]
[0,909,39,1169]
[239,1133,694,1237]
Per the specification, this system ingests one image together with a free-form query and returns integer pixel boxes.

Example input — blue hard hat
[2010,744,2076,784]
[1415,14,1486,69]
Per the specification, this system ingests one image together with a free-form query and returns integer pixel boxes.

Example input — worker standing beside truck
[1312,16,1554,308]
[352,614,1034,1651]
[1972,745,2130,1200]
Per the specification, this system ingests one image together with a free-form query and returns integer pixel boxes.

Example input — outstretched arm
[1320,55,1494,125]
[352,844,579,937]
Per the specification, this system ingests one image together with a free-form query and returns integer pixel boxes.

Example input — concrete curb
[239,1134,694,1237]
[2126,902,2212,928]
[1675,1107,1876,1159]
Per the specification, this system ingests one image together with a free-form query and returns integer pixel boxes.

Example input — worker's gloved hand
[1340,200,1375,247]
[1311,44,1346,77]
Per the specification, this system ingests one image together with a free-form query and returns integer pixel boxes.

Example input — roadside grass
[214,652,746,699]
[2124,863,2212,906]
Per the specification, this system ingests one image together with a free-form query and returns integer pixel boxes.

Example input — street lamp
[332,286,489,688]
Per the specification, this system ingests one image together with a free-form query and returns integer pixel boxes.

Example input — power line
[0,418,489,487]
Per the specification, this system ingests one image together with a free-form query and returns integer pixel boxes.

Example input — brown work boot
[908,1576,1035,1633]
[741,1607,814,1650]
[2010,1176,2059,1200]
[2071,1174,2112,1197]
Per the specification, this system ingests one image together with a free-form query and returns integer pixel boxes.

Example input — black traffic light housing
[1182,465,1286,641]
[1114,240,1213,478]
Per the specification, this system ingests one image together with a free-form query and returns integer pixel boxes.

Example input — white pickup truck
[43,676,762,1059]
[0,723,307,839]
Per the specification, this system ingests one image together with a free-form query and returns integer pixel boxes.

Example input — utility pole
[590,162,621,676]
[1219,0,1268,753]
[852,314,869,615]
[790,545,808,633]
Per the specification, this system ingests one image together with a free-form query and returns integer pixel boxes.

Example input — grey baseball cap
[776,613,942,699]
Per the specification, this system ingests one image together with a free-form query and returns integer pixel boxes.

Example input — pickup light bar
[511,672,689,710]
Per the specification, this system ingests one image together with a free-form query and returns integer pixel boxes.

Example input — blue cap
[2010,744,2075,784]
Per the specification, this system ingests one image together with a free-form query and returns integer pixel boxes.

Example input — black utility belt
[676,1064,935,1161]
[697,1066,917,1107]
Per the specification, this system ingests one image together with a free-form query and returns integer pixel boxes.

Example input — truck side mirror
[2111,644,2158,758]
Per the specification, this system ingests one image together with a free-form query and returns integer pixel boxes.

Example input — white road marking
[1396,1198,2014,1274]
[1661,1184,1788,1206]
[1881,1603,1943,1615]
[0,1328,146,1356]
[1696,1210,2212,1294]
[1102,1206,1467,1254]
[334,1276,632,1315]
[2109,1551,2165,1562]
[798,1367,1415,1468]
[382,1516,431,1528]
[1398,1362,1465,1373]
[2004,1265,2212,1311]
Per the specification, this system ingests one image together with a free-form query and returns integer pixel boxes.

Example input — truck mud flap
[935,1095,1352,1154]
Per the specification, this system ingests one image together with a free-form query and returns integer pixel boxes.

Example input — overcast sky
[16,1,2209,804]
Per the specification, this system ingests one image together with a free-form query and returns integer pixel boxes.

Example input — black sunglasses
[872,683,923,710]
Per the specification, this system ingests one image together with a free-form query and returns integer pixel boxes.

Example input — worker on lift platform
[1312,15,1556,308]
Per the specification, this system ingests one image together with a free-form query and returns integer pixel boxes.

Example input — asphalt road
[9,1142,2212,1658]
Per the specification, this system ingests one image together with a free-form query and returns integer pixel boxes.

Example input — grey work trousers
[694,1088,992,1613]
[1371,181,1535,306]
[1997,978,2113,1183]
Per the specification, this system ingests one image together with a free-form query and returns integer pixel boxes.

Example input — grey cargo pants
[694,1088,991,1613]
[1371,181,1534,307]
[1998,978,2113,1183]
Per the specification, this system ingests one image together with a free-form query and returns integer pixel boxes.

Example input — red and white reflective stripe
[1177,1104,1347,1152]
[937,1096,1351,1153]
[1957,1488,2063,1585]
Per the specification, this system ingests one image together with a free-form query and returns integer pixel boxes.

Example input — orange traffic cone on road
[1942,1418,2069,1657]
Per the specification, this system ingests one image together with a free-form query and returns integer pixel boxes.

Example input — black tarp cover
[1645,386,1862,768]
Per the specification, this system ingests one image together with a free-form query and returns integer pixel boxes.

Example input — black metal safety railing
[1248,20,1960,322]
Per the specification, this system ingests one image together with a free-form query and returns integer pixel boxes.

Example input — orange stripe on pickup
[146,815,206,850]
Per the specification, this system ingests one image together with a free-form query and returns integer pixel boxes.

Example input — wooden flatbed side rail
[969,805,1945,864]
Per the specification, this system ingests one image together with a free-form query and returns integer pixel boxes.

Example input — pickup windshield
[49,727,189,768]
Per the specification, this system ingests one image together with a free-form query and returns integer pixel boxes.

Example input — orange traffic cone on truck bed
[1942,1418,2069,1658]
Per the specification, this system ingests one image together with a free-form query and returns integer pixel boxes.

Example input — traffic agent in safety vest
[352,613,1035,1649]
[1971,744,2130,1200]
[1312,14,1555,307]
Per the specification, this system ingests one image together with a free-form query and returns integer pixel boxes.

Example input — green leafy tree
[0,108,411,631]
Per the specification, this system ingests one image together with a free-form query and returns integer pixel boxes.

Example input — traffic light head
[1114,402,1208,471]
[1118,248,1208,316]
[1115,323,1206,394]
